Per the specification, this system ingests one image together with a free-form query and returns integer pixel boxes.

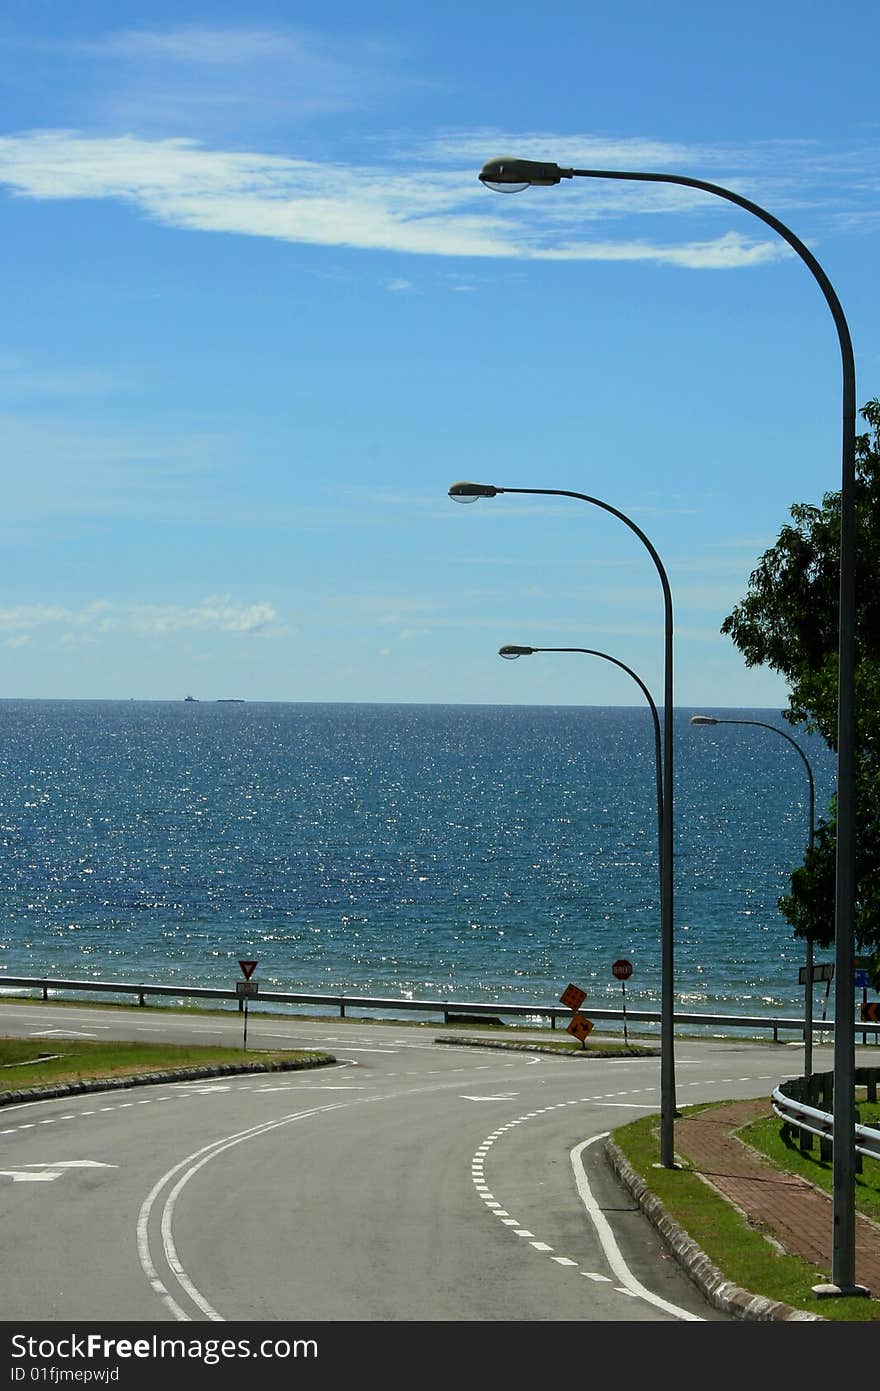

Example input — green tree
[721,399,880,985]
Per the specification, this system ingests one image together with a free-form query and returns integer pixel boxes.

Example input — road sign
[854,970,872,989]
[560,982,586,1011]
[236,980,259,997]
[566,1013,594,1042]
[799,962,834,985]
[860,1002,880,1023]
[612,959,633,981]
[238,960,258,979]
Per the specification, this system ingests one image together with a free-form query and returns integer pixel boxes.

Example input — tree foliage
[721,399,880,984]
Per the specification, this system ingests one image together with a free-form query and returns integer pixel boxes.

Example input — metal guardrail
[772,1072,880,1162]
[1,972,879,1044]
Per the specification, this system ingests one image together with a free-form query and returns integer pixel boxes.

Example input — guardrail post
[799,1076,815,1152]
[340,999,345,1019]
[42,984,48,1001]
[138,991,146,1006]
[819,1072,833,1161]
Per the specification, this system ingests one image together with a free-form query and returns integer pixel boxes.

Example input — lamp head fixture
[498,645,534,659]
[690,715,720,726]
[448,481,498,503]
[479,157,570,192]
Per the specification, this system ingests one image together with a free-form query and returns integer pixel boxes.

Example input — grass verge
[611,1102,880,1322]
[0,1037,333,1093]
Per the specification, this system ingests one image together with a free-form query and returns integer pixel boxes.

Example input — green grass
[0,1036,333,1093]
[611,1102,880,1322]
[739,1101,880,1224]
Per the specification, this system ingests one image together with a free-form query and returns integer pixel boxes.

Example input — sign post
[611,960,633,1046]
[237,960,258,1049]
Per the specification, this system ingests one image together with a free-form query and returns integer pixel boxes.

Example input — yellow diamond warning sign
[566,1013,594,1042]
[560,983,586,1011]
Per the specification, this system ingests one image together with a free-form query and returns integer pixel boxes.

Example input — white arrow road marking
[23,1160,117,1167]
[29,1029,102,1039]
[461,1094,519,1101]
[0,1170,63,1182]
[0,1160,117,1183]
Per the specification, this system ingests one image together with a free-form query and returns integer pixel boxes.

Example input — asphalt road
[0,999,824,1335]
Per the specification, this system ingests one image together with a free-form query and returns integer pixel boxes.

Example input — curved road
[0,1001,821,1325]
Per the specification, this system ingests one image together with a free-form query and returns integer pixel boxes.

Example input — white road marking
[460,1094,518,1102]
[253,1084,365,1092]
[570,1135,703,1321]
[466,1081,708,1320]
[0,1160,117,1183]
[0,1170,61,1182]
[137,1100,354,1321]
[29,1029,102,1039]
[21,1160,117,1168]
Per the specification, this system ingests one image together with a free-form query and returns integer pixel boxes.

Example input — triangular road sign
[239,960,258,980]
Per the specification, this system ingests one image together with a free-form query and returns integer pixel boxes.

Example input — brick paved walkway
[674,1097,880,1296]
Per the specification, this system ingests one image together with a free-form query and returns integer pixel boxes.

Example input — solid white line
[570,1135,704,1321]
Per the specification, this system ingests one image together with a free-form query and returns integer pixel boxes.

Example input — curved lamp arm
[504,645,663,842]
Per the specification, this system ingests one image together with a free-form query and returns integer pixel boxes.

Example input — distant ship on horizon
[183,695,246,703]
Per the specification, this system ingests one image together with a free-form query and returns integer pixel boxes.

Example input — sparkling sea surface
[0,699,839,1027]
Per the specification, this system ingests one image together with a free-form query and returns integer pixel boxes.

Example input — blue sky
[1,1,877,708]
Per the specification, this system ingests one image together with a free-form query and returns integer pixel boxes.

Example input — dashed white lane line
[469,1080,708,1320]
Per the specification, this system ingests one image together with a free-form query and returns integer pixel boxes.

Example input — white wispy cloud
[78,26,314,65]
[0,597,289,641]
[64,24,417,132]
[0,129,820,269]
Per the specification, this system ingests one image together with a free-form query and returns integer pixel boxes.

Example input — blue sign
[854,970,871,989]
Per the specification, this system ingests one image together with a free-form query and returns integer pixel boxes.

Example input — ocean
[0,699,839,1025]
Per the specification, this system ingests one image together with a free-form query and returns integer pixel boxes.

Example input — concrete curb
[603,1136,824,1322]
[433,1035,659,1058]
[0,1054,336,1107]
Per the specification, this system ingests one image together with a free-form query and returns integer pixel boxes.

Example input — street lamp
[477,155,861,1296]
[690,714,817,1076]
[450,481,678,1167]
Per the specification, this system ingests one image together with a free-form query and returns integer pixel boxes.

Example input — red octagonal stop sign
[612,959,633,981]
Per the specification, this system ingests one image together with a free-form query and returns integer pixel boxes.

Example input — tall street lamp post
[450,481,678,1167]
[690,714,817,1077]
[476,155,860,1295]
